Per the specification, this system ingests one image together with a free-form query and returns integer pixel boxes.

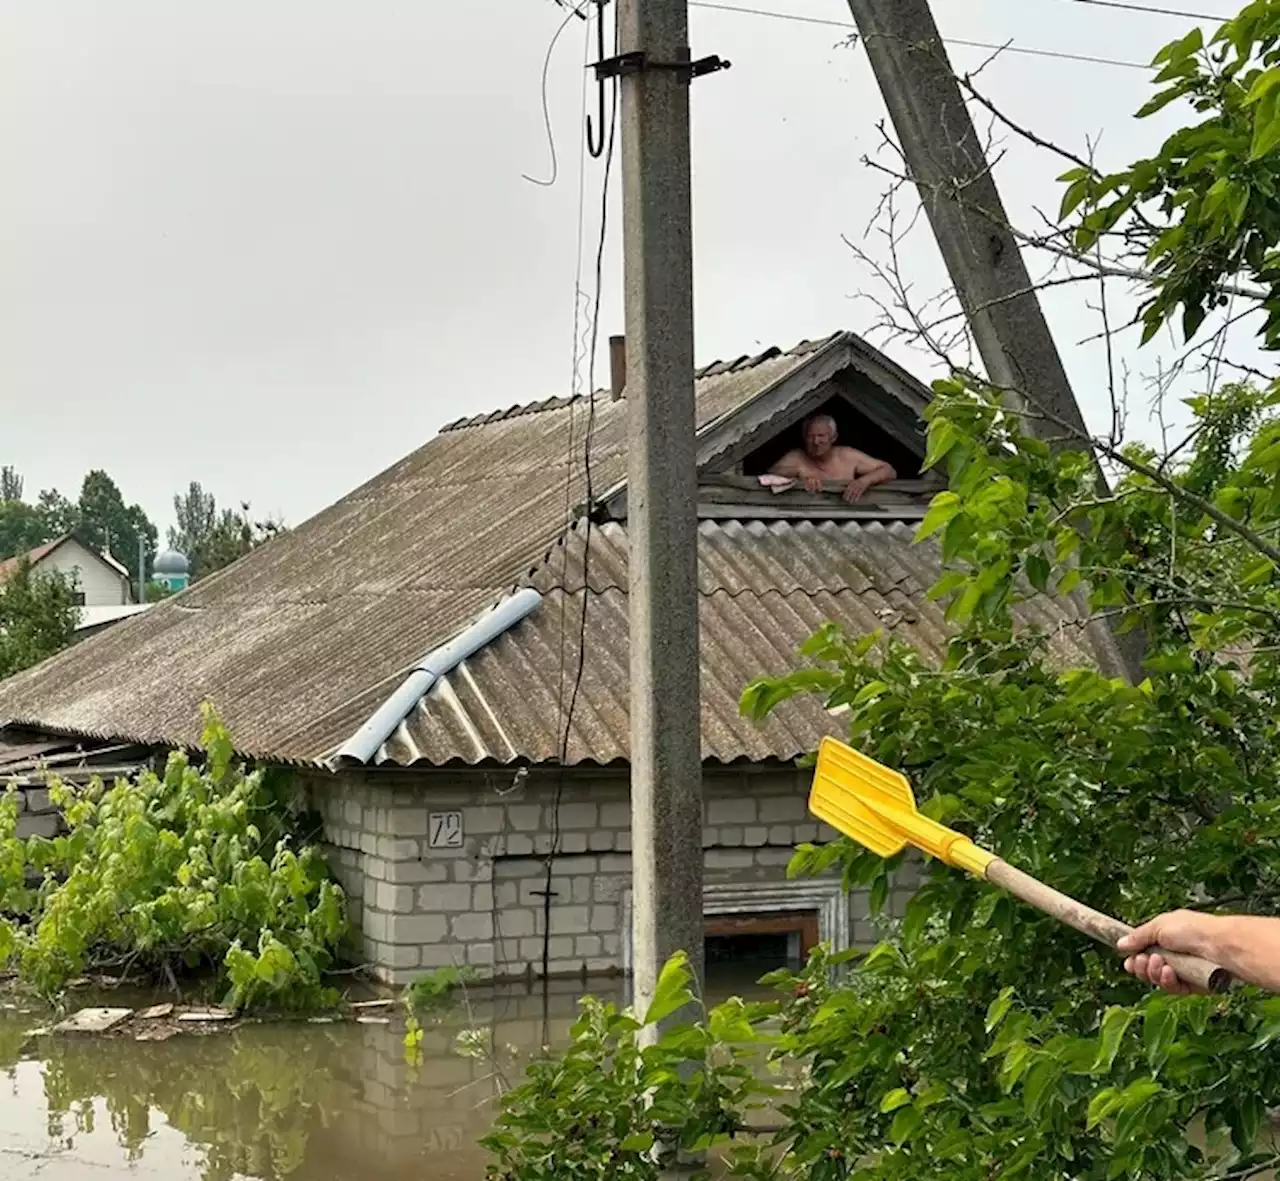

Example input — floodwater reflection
[0,971,767,1180]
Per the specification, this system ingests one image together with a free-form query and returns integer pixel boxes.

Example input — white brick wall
[304,766,897,987]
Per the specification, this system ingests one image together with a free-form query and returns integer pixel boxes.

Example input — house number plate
[428,811,464,849]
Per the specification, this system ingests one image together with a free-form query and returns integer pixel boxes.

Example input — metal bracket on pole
[592,49,731,84]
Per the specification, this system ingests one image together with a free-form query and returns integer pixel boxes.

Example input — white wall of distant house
[35,539,131,607]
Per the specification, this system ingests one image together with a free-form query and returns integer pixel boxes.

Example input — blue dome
[153,549,190,575]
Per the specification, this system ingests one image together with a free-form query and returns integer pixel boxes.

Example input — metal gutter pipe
[330,587,542,766]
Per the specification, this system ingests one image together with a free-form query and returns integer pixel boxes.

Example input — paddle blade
[810,736,916,858]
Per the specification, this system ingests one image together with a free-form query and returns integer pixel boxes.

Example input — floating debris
[356,1016,391,1026]
[177,1007,236,1023]
[136,1003,174,1020]
[134,1025,179,1042]
[52,1007,133,1034]
[349,998,396,1011]
[307,1016,336,1024]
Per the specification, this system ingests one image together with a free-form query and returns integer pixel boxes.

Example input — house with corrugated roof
[0,331,1118,984]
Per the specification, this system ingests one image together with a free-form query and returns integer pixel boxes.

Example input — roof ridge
[439,330,847,433]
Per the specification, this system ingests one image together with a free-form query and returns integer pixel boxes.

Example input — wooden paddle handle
[986,859,1231,993]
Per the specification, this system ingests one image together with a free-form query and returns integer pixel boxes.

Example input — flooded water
[0,966,776,1180]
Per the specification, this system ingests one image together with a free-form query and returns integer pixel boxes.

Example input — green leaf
[923,420,961,471]
[852,680,889,706]
[1025,553,1050,593]
[1087,1086,1122,1129]
[644,951,695,1026]
[1060,177,1090,220]
[888,1105,922,1144]
[1022,1059,1061,1118]
[1228,1092,1263,1153]
[985,986,1015,1034]
[879,1087,911,1113]
[1242,556,1275,587]
[869,872,889,917]
[619,1132,656,1152]
[1143,1005,1177,1072]
[1058,568,1082,595]
[1246,65,1280,104]
[1251,87,1280,160]
[1151,25,1202,66]
[1092,1006,1136,1075]
[915,491,962,542]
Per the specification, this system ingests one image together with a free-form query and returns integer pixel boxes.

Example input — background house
[0,534,149,634]
[0,331,1118,984]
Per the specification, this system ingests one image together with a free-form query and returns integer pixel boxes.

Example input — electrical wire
[687,1,1154,70]
[1057,0,1229,20]
[524,6,582,187]
[540,2,618,992]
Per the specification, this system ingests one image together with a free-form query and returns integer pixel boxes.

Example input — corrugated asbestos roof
[373,519,1101,767]
[0,333,854,762]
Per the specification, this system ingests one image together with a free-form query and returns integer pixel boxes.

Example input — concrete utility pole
[845,0,1140,681]
[617,0,706,1021]
[843,0,1090,441]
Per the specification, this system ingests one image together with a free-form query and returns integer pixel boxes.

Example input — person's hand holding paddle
[1118,911,1280,993]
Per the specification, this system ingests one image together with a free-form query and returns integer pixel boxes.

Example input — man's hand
[842,476,871,503]
[803,474,824,494]
[1117,910,1223,994]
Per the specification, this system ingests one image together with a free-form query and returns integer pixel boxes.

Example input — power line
[687,1,1152,70]
[523,6,581,187]
[542,0,617,999]
[1058,0,1229,20]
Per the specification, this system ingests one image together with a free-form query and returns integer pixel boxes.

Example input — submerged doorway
[703,910,821,996]
[620,878,851,985]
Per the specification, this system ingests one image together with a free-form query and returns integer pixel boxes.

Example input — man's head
[802,414,838,459]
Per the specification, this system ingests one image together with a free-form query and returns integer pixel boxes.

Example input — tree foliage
[485,8,1280,1178]
[0,707,347,1011]
[0,466,156,583]
[484,952,776,1180]
[169,481,284,579]
[0,466,23,501]
[0,560,79,680]
[75,469,156,584]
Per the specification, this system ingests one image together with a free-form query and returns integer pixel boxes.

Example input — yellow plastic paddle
[810,736,1230,993]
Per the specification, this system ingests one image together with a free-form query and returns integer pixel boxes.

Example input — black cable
[540,5,618,992]
[687,1,1153,69]
[1057,0,1228,20]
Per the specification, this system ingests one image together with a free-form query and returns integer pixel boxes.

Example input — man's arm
[840,449,897,503]
[771,450,824,494]
[1117,910,1280,993]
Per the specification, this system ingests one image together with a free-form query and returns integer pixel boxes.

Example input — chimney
[609,335,627,401]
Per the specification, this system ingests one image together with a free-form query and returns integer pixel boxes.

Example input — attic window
[740,396,922,481]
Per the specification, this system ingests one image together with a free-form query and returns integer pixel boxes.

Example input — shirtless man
[770,413,897,503]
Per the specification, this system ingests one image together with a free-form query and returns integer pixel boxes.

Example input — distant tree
[75,470,157,584]
[168,482,218,558]
[0,467,22,502]
[193,503,284,578]
[35,488,78,537]
[144,580,174,603]
[0,560,78,679]
[0,501,50,562]
[166,481,284,579]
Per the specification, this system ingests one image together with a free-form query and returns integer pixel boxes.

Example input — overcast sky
[2,0,1244,536]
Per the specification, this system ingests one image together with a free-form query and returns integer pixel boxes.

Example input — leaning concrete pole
[618,0,706,1024]
[843,0,1091,441]
[844,0,1138,680]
